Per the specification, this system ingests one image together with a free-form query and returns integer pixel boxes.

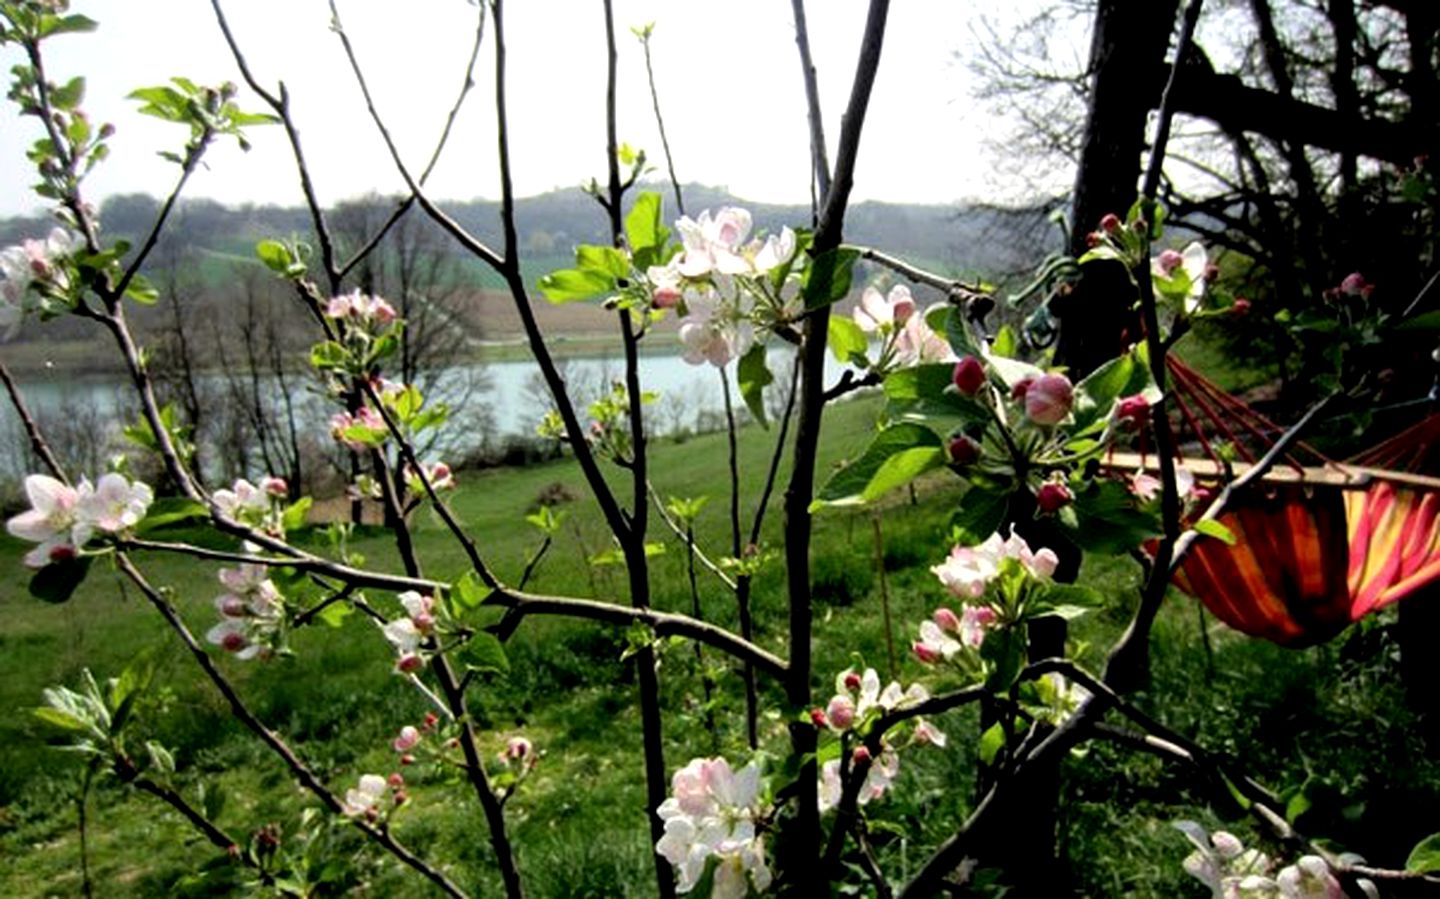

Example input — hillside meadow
[0,395,1435,896]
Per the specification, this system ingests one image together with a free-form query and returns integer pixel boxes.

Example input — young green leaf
[738,344,773,429]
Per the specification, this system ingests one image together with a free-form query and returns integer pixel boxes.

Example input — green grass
[2,394,1436,896]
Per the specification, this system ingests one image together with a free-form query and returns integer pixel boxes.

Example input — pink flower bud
[1035,482,1074,514]
[412,611,436,633]
[423,712,439,730]
[392,790,408,806]
[370,298,398,324]
[1085,232,1102,248]
[1340,272,1368,295]
[400,753,415,766]
[933,607,961,632]
[262,476,288,497]
[387,772,405,790]
[1011,377,1034,401]
[852,746,872,765]
[1114,394,1149,431]
[221,631,248,653]
[843,671,862,692]
[219,596,247,618]
[952,356,986,396]
[1157,249,1183,275]
[1099,213,1122,234]
[1025,374,1073,425]
[397,653,425,674]
[809,708,829,728]
[913,641,943,664]
[652,285,681,309]
[392,725,421,753]
[948,435,981,467]
[326,295,354,318]
[1203,263,1220,283]
[826,695,856,731]
[48,543,77,563]
[1232,297,1251,316]
[891,293,916,324]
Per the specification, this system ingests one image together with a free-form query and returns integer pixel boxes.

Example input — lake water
[2,347,847,476]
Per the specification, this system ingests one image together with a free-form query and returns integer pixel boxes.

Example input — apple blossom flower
[1099,213,1122,233]
[914,619,961,663]
[330,407,387,451]
[853,284,915,334]
[1174,822,1278,898]
[404,461,455,494]
[1024,373,1074,425]
[262,476,288,497]
[959,604,998,648]
[1129,466,1196,503]
[1275,856,1342,899]
[342,773,390,817]
[397,591,436,633]
[931,536,1003,598]
[326,289,398,327]
[74,473,153,542]
[383,617,425,673]
[751,227,797,275]
[214,478,270,521]
[1338,272,1372,298]
[656,757,771,896]
[0,228,73,338]
[6,474,80,568]
[816,750,901,812]
[675,208,754,278]
[677,289,754,367]
[1151,242,1209,313]
[913,718,947,747]
[894,306,955,365]
[208,563,283,660]
[503,736,533,762]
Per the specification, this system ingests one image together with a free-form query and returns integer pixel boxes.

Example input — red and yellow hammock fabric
[1174,477,1440,647]
[1122,360,1440,647]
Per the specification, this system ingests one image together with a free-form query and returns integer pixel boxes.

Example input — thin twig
[0,362,68,484]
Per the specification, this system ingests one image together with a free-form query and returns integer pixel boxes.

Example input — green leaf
[136,497,208,534]
[1127,197,1165,240]
[1192,519,1236,546]
[255,239,295,274]
[309,341,349,370]
[33,706,89,732]
[737,343,773,429]
[574,244,630,280]
[538,267,612,303]
[827,315,868,367]
[1061,479,1161,554]
[941,307,982,359]
[50,75,85,110]
[625,192,668,269]
[315,600,353,628]
[1030,583,1105,621]
[29,556,92,604]
[41,13,99,36]
[1405,833,1440,873]
[950,489,1009,545]
[123,274,159,305]
[983,353,1044,391]
[281,497,311,533]
[801,247,860,310]
[883,364,957,402]
[978,722,1006,766]
[813,423,945,508]
[982,628,1025,690]
[1397,310,1440,332]
[459,632,510,675]
[991,324,1018,359]
[451,572,488,610]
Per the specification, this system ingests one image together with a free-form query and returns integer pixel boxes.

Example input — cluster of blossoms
[811,667,943,813]
[213,476,288,530]
[655,756,773,897]
[930,528,1059,603]
[0,227,74,338]
[382,591,437,674]
[648,207,798,367]
[326,289,397,329]
[205,559,284,661]
[853,284,953,369]
[6,472,153,568]
[330,406,388,451]
[1175,823,1374,899]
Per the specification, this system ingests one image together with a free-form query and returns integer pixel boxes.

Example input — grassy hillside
[0,395,1434,896]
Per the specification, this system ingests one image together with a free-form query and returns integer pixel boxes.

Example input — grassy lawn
[1,394,1435,896]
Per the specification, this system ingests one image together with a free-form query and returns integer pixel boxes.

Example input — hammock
[1109,359,1440,647]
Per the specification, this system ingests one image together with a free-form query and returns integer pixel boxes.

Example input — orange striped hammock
[1111,430,1440,647]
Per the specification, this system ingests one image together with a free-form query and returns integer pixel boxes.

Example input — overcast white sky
[0,1,1081,218]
